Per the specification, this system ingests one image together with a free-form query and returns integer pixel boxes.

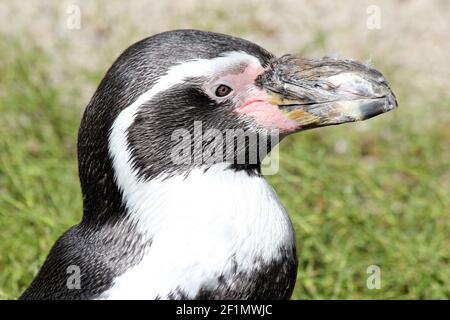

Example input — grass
[0,36,449,300]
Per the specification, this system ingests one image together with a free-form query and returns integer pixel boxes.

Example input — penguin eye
[215,84,233,97]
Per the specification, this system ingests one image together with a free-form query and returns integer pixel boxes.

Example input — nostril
[314,82,333,90]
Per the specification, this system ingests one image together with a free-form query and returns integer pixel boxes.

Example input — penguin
[20,29,396,300]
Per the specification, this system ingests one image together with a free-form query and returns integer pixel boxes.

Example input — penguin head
[78,30,396,222]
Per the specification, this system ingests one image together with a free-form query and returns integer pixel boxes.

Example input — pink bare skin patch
[213,63,266,93]
[208,62,300,133]
[236,64,299,132]
[237,91,299,133]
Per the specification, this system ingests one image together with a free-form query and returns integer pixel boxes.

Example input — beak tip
[382,92,398,114]
[388,94,398,109]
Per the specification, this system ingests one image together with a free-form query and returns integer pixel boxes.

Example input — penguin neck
[116,162,267,231]
[112,163,293,256]
[95,162,296,300]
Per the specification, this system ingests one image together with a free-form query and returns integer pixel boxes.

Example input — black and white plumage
[20,30,396,300]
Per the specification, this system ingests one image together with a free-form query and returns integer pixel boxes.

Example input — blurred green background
[0,0,449,299]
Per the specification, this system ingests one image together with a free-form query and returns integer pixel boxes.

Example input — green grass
[0,37,449,300]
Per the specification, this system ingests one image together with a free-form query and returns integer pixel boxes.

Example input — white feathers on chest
[99,164,295,299]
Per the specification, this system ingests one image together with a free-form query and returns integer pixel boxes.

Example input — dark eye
[215,84,232,97]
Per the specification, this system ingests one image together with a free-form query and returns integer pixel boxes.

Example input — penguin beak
[259,56,398,130]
